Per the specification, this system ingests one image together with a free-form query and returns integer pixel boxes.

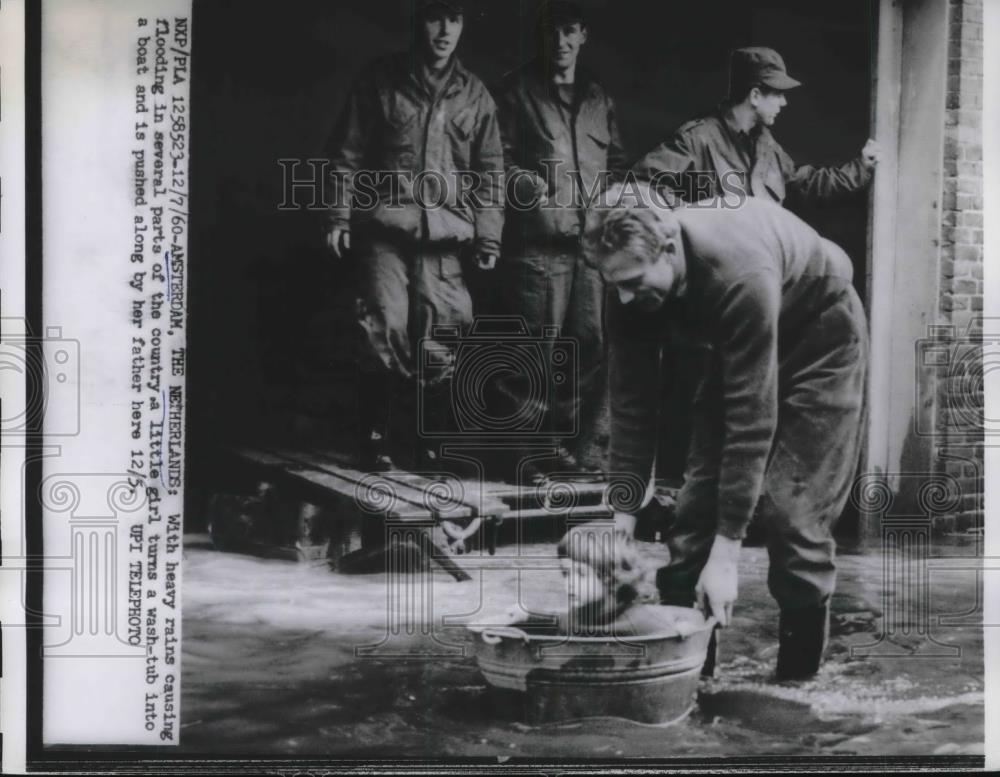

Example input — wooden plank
[267,447,437,510]
[300,446,510,520]
[229,446,430,520]
[404,474,508,519]
[501,505,611,521]
[273,447,478,521]
[228,445,612,525]
[291,445,608,516]
[222,446,482,581]
[482,480,608,513]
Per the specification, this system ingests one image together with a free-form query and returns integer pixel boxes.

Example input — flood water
[178,533,984,758]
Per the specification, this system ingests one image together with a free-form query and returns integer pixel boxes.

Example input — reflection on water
[179,535,984,757]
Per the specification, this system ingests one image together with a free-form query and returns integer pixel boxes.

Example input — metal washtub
[468,606,716,725]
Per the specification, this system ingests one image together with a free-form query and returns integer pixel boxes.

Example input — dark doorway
[186,0,876,526]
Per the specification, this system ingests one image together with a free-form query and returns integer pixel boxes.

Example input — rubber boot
[701,625,720,679]
[775,603,830,681]
[358,372,397,472]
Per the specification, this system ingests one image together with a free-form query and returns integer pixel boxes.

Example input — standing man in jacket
[494,0,628,480]
[632,46,879,492]
[583,184,868,681]
[324,0,504,471]
[634,47,881,206]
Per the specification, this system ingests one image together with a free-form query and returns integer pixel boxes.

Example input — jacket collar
[395,50,470,98]
[717,101,775,151]
[446,56,471,89]
[718,102,755,138]
[522,58,602,104]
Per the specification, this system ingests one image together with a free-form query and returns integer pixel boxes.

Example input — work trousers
[354,236,473,386]
[657,288,869,612]
[496,246,606,449]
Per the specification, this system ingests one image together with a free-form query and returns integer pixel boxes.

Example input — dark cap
[416,0,465,15]
[536,0,587,30]
[729,47,802,94]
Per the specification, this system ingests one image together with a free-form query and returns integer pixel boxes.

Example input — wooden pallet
[205,444,614,579]
[283,445,612,517]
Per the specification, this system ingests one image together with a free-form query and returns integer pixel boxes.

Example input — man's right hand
[533,178,550,208]
[325,225,351,259]
[512,173,549,209]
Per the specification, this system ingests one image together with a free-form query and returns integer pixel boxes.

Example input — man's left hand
[694,535,741,627]
[861,139,883,170]
[613,511,638,539]
[477,252,498,271]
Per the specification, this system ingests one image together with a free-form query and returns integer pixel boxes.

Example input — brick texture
[934,0,983,534]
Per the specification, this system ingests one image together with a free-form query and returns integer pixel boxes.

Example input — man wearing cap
[583,183,868,681]
[324,0,504,471]
[634,46,881,206]
[493,0,628,480]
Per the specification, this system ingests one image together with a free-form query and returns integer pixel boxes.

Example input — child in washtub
[483,522,706,638]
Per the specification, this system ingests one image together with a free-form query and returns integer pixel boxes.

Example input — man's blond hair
[582,181,681,272]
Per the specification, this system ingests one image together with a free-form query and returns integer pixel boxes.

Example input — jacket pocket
[382,96,420,150]
[586,128,610,150]
[762,159,786,203]
[450,108,477,141]
[389,95,420,127]
[448,108,477,170]
[437,253,464,279]
[707,147,744,200]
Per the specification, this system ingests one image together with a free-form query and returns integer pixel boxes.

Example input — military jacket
[325,53,505,254]
[633,107,871,205]
[495,61,628,245]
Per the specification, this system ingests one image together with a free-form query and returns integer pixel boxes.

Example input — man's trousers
[657,286,869,612]
[495,246,606,452]
[355,236,473,386]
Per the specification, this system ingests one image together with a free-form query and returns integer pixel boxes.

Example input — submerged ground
[178,533,984,758]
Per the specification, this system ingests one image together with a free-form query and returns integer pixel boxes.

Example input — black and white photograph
[2,0,997,772]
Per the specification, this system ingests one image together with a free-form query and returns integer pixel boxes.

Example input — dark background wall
[187,0,876,510]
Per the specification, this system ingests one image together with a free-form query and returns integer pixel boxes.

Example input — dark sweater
[607,197,860,539]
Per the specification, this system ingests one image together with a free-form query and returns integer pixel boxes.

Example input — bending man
[583,184,868,680]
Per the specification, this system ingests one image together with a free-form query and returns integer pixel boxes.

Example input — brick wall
[934,0,983,533]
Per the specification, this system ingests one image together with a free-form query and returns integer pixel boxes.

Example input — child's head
[557,523,643,609]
